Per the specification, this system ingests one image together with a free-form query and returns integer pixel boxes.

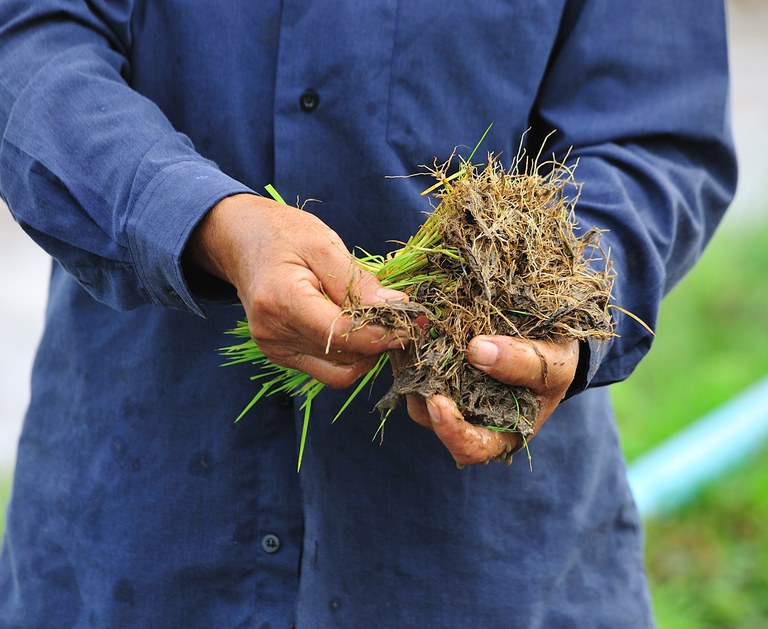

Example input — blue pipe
[626,374,768,519]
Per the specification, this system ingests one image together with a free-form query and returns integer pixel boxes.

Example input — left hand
[405,335,579,466]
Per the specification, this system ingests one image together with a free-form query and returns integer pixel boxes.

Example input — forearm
[0,0,252,314]
[531,0,736,388]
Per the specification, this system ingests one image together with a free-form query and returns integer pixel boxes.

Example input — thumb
[355,269,409,306]
[308,231,407,306]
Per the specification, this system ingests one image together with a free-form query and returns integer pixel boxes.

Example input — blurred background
[1,2,767,626]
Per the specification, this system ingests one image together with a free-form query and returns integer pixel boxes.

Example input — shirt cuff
[126,158,253,316]
[564,336,614,399]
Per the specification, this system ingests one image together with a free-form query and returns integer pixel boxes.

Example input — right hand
[187,193,408,388]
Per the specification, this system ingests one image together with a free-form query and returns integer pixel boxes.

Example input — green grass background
[1,216,766,626]
[0,473,9,538]
[613,219,768,460]
[611,215,768,627]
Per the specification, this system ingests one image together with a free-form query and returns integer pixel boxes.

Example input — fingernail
[375,287,407,302]
[387,335,407,350]
[426,399,441,425]
[469,339,498,369]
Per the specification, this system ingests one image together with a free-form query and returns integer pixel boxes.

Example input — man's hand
[405,336,579,466]
[187,193,408,388]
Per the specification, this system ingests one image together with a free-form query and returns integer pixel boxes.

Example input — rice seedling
[221,143,616,470]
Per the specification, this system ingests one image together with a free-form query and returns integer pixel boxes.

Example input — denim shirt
[0,1,735,627]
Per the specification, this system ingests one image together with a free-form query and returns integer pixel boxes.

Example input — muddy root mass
[351,155,615,438]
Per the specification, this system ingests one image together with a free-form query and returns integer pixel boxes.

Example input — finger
[426,395,518,466]
[300,292,410,356]
[467,336,578,392]
[258,337,376,368]
[279,352,379,389]
[405,394,432,429]
[303,228,408,308]
[253,270,408,360]
[289,227,411,355]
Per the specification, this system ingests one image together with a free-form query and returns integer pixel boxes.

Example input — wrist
[184,193,264,289]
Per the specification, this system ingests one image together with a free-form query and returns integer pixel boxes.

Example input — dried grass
[348,152,615,437]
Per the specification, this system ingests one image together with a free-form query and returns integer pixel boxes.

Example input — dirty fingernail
[376,287,407,302]
[470,339,498,369]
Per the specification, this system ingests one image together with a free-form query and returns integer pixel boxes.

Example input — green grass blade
[466,122,493,164]
[332,353,390,423]
[373,407,395,443]
[265,183,287,204]
[235,389,266,423]
[297,398,312,472]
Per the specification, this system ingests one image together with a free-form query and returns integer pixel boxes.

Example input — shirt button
[299,89,320,112]
[261,534,281,554]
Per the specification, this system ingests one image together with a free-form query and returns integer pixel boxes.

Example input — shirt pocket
[386,1,561,170]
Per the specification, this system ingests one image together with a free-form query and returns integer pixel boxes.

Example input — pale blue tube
[627,374,768,519]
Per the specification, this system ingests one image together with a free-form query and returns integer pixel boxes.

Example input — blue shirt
[0,2,735,627]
